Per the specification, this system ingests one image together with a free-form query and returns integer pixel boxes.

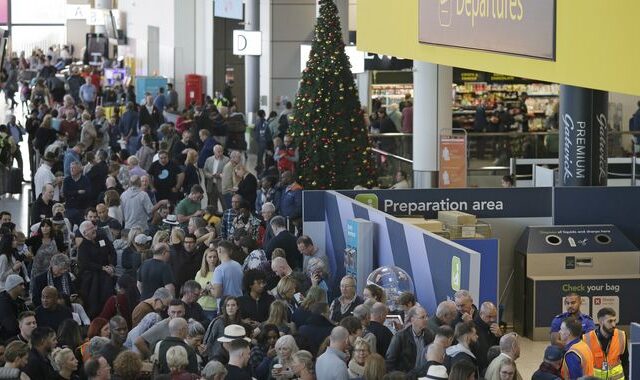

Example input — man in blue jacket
[278,171,302,234]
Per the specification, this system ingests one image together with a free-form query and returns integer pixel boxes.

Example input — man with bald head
[474,301,503,373]
[99,316,128,365]
[369,302,394,356]
[155,317,199,374]
[386,305,435,372]
[429,300,457,334]
[34,286,72,331]
[77,220,116,318]
[316,326,350,380]
[95,203,116,228]
[484,332,522,380]
[32,183,55,222]
[127,155,148,178]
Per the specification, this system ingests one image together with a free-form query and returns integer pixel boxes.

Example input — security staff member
[583,307,628,380]
[560,316,595,379]
[550,292,595,346]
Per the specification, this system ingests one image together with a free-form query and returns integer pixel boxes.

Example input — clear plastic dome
[366,266,415,310]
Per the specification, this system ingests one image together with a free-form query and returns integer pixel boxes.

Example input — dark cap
[544,345,564,361]
[108,219,122,230]
[52,212,65,224]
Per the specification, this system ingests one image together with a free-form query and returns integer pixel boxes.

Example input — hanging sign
[419,0,556,60]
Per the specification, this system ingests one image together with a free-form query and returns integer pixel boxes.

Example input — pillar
[413,61,453,188]
[94,0,112,35]
[558,85,608,186]
[245,0,259,123]
[195,0,214,98]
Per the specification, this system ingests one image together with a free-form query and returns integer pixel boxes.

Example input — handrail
[369,131,640,138]
[371,148,413,164]
[514,157,638,166]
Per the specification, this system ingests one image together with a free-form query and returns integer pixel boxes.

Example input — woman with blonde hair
[153,229,170,246]
[170,227,185,247]
[487,358,517,380]
[348,337,371,378]
[362,353,385,380]
[52,347,80,379]
[113,350,143,380]
[265,300,296,335]
[195,247,220,321]
[269,335,299,380]
[166,345,196,379]
[183,148,201,196]
[292,286,327,328]
[291,350,315,380]
[275,276,299,316]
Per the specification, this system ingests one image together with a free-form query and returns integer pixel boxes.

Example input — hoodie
[445,343,479,377]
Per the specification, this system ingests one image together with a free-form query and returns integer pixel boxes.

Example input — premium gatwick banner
[419,0,556,60]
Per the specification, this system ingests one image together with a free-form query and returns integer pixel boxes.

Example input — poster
[439,134,467,188]
[535,278,640,327]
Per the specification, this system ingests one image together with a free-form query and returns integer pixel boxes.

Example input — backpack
[32,89,46,106]
[0,133,13,168]
[277,113,289,138]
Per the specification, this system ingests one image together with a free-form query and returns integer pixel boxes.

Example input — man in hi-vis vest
[583,307,628,380]
[560,316,595,379]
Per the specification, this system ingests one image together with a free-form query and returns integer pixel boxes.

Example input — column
[558,85,608,186]
[245,0,259,123]
[413,61,452,188]
[259,0,271,111]
[195,0,214,98]
[94,0,113,35]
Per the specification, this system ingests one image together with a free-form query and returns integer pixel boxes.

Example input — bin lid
[515,224,638,254]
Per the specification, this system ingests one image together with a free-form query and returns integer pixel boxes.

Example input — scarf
[48,269,71,297]
[348,359,366,377]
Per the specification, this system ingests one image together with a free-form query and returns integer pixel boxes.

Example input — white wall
[119,0,213,109]
[173,0,196,109]
[66,0,91,56]
[118,0,175,79]
[267,0,316,110]
[195,0,214,97]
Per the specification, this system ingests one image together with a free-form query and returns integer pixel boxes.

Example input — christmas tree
[289,0,376,190]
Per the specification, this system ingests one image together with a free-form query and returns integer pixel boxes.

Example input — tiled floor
[518,337,548,378]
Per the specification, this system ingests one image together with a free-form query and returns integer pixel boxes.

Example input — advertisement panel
[439,134,467,188]
[534,278,640,327]
[418,0,556,60]
[558,87,608,186]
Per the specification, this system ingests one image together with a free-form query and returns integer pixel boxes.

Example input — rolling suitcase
[7,167,22,194]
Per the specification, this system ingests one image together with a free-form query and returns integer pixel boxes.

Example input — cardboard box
[437,211,477,226]
[400,218,444,232]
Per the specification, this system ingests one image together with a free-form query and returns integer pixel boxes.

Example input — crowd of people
[0,48,631,380]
